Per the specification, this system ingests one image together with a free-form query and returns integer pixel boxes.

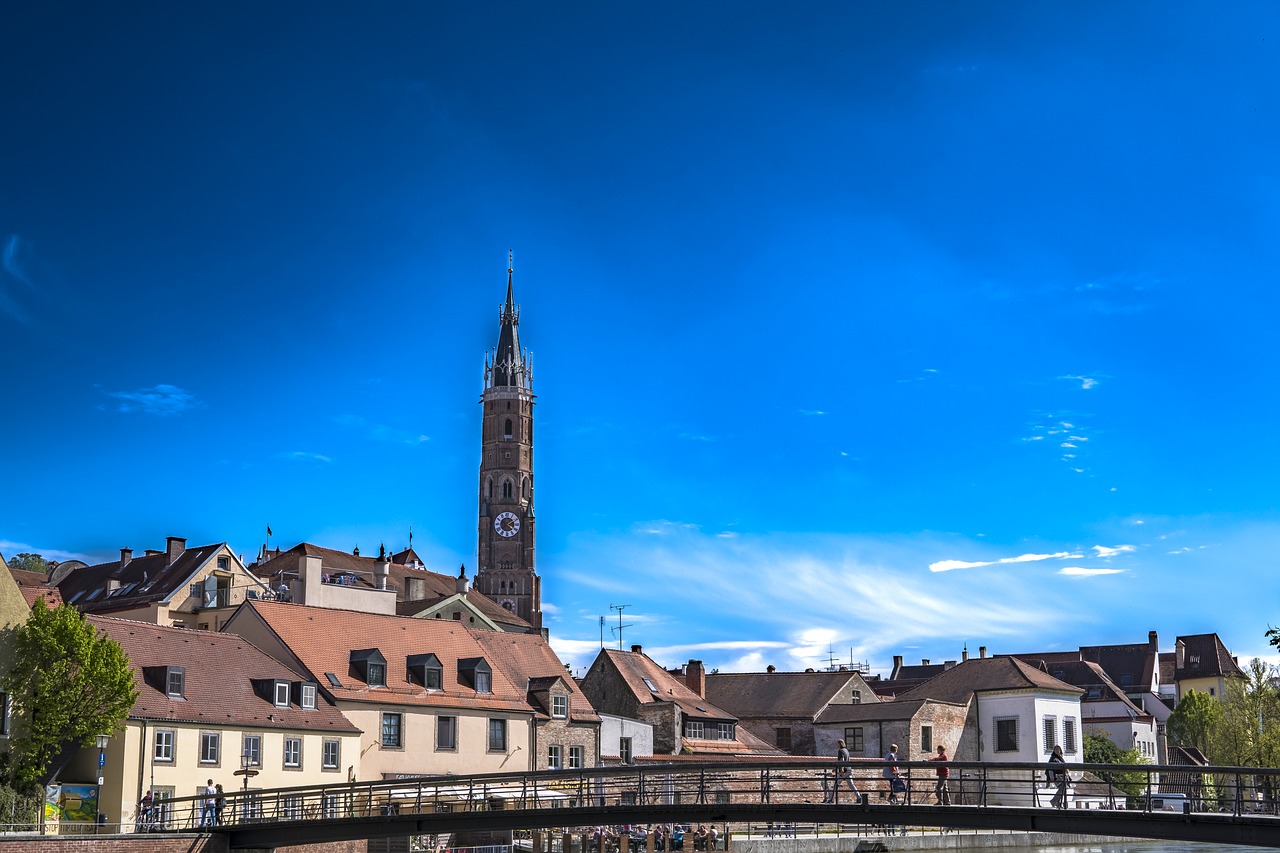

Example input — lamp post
[234,750,259,821]
[95,735,109,833]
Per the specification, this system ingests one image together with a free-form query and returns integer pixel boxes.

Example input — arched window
[485,478,493,500]
[522,477,531,499]
[504,418,513,440]
[502,479,513,499]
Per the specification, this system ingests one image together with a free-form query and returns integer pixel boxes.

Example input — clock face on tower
[494,511,521,537]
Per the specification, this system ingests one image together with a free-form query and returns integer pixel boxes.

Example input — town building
[1161,633,1247,703]
[221,599,595,780]
[53,537,269,631]
[473,262,542,633]
[579,646,781,758]
[705,667,880,755]
[80,615,361,832]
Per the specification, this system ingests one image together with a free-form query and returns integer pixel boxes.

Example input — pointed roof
[488,261,530,390]
[705,670,876,719]
[1174,633,1247,680]
[898,655,1083,704]
[56,541,241,613]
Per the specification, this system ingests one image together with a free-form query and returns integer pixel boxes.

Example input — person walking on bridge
[928,745,951,805]
[830,739,860,802]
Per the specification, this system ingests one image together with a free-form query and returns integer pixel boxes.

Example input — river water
[1032,845,1269,853]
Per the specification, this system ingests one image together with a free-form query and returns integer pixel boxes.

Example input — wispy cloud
[799,410,826,416]
[103,384,203,416]
[334,414,429,444]
[1060,375,1099,390]
[1092,544,1136,558]
[1024,412,1093,473]
[285,451,332,463]
[0,539,100,564]
[1059,566,1126,578]
[896,368,939,384]
[1,234,40,323]
[929,551,1079,573]
[678,433,716,442]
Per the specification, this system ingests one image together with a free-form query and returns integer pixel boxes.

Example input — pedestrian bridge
[154,760,1280,850]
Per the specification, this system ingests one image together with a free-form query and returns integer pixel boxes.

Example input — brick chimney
[1148,630,1159,651]
[631,644,643,654]
[119,548,132,568]
[685,660,706,697]
[165,537,186,564]
[979,646,987,659]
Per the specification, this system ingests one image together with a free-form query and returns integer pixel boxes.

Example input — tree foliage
[1083,732,1149,797]
[5,553,49,575]
[1,599,138,792]
[1168,688,1225,755]
[1212,657,1280,769]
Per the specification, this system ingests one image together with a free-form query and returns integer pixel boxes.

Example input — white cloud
[1060,375,1099,390]
[1059,566,1125,577]
[286,451,332,463]
[103,384,202,416]
[0,540,100,564]
[800,410,826,416]
[929,551,1079,573]
[1092,544,1136,558]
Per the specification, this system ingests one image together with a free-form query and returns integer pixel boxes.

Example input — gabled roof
[226,599,552,716]
[472,630,598,722]
[1014,658,1147,716]
[816,698,937,724]
[1078,638,1159,691]
[57,542,234,614]
[89,615,358,733]
[705,670,872,719]
[898,656,1083,704]
[1175,633,1246,680]
[590,648,738,722]
[5,565,62,608]
[253,542,530,630]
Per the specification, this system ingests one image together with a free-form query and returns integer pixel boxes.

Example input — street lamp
[95,735,109,834]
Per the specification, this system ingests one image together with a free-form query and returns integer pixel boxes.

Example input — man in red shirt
[928,745,951,805]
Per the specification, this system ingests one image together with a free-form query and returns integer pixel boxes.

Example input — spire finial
[508,248,513,272]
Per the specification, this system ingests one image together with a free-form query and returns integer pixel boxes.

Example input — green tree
[1083,732,1149,797]
[0,599,138,792]
[1168,688,1225,755]
[5,553,50,574]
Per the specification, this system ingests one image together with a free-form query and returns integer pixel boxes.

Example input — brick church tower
[474,259,542,632]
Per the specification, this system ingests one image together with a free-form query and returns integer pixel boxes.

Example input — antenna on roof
[609,603,632,650]
[825,646,840,671]
[599,615,605,649]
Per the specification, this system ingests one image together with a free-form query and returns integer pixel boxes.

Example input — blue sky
[4,3,1280,677]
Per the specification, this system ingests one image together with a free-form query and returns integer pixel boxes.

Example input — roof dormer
[457,657,492,694]
[407,653,443,690]
[142,665,186,700]
[350,648,388,687]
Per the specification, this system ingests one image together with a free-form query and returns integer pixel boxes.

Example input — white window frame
[569,745,584,769]
[283,737,302,768]
[274,681,291,708]
[551,694,569,718]
[301,683,317,710]
[241,734,262,767]
[322,739,340,770]
[717,722,733,740]
[548,744,562,769]
[685,721,704,739]
[154,729,175,762]
[200,731,220,764]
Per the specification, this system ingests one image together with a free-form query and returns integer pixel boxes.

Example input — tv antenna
[610,603,633,650]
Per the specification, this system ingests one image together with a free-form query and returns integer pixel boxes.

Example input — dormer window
[350,648,388,687]
[458,658,493,694]
[166,667,185,699]
[300,683,317,710]
[407,654,443,690]
[274,680,291,707]
[552,694,569,718]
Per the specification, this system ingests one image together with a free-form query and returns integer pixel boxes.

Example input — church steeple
[487,256,532,391]
[476,254,541,634]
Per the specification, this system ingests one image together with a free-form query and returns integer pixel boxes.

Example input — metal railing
[143,760,1280,845]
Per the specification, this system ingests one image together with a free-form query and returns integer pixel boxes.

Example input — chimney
[1148,630,1159,651]
[406,577,425,600]
[145,550,162,557]
[962,648,969,662]
[686,659,706,698]
[1176,639,1185,670]
[766,665,776,673]
[979,646,987,659]
[631,644,643,654]
[165,537,186,564]
[922,659,930,666]
[944,660,956,670]
[120,548,133,568]
[892,654,903,676]
[374,559,390,591]
[455,564,469,594]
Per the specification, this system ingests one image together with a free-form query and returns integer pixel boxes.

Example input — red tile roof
[230,600,567,716]
[89,615,359,733]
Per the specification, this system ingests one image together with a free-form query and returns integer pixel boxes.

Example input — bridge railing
[146,759,1280,833]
